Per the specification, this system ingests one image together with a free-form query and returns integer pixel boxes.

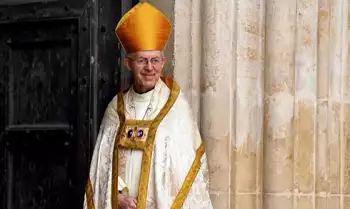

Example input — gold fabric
[170,143,205,209]
[85,178,96,209]
[115,2,171,53]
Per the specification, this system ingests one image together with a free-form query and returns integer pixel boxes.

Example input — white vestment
[83,78,213,209]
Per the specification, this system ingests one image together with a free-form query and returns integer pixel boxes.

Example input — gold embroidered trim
[118,139,146,150]
[170,142,205,209]
[137,78,180,209]
[86,178,96,209]
[118,149,127,190]
[125,120,152,126]
[118,124,150,150]
[111,92,127,209]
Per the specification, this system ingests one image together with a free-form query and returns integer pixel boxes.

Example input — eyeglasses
[127,57,162,66]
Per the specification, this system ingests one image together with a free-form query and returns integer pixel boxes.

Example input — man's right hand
[118,194,137,209]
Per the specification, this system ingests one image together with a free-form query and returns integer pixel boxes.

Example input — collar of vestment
[125,78,168,120]
[130,79,162,102]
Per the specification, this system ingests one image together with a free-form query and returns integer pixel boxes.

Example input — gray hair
[126,50,164,58]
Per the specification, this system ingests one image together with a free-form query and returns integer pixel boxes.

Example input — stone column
[199,0,235,208]
[170,0,266,208]
[232,0,265,208]
[264,0,349,208]
[316,0,349,208]
[263,0,297,208]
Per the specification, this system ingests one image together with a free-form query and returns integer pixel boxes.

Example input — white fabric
[83,79,213,209]
[124,83,158,198]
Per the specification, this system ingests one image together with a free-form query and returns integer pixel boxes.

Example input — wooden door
[0,0,127,208]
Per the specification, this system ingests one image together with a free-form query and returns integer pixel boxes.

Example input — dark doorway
[0,0,134,208]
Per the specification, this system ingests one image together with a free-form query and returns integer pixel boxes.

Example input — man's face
[124,50,165,93]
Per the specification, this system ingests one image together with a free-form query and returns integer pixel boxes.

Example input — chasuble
[83,78,213,209]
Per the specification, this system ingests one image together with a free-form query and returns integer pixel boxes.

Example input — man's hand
[118,194,137,209]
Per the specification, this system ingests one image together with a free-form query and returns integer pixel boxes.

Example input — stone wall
[144,0,350,208]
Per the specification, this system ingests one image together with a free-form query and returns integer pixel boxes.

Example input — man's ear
[161,56,166,68]
[124,57,132,71]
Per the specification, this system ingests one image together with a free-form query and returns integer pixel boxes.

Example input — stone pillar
[264,0,349,208]
[199,0,235,208]
[232,1,265,209]
[170,0,265,208]
[316,0,349,208]
[263,0,296,208]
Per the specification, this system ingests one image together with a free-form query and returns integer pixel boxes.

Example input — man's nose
[145,61,152,70]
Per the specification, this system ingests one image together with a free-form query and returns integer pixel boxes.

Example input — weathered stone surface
[144,0,350,208]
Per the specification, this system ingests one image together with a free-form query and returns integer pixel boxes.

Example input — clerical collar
[131,86,154,102]
[130,79,162,102]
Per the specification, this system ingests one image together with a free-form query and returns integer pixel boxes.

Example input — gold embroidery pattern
[118,148,127,185]
[85,178,96,209]
[137,78,180,209]
[118,113,153,150]
[118,124,151,150]
[170,142,205,209]
[124,126,149,142]
[111,92,127,209]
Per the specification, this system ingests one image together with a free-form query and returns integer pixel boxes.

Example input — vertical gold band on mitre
[115,2,171,53]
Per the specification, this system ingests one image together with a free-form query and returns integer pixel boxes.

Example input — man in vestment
[83,2,213,209]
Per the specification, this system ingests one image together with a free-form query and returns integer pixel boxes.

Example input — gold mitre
[115,2,171,53]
